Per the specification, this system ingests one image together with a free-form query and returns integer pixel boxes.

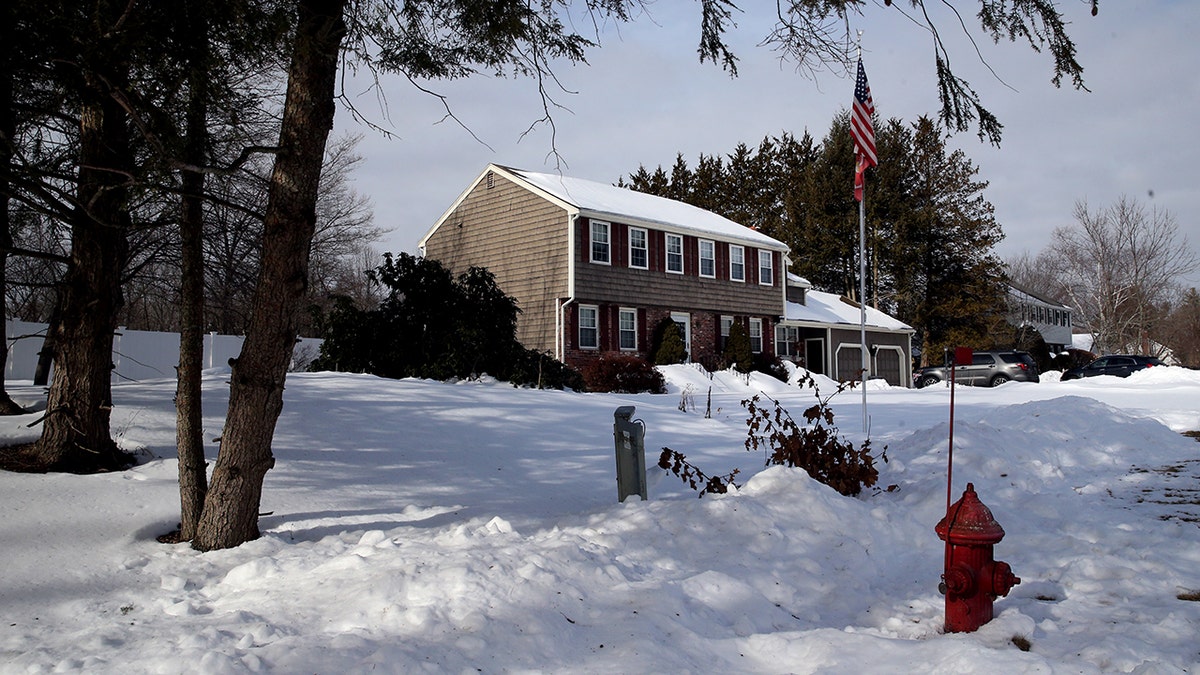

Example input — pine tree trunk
[192,0,347,551]
[0,13,27,415]
[32,291,62,387]
[175,0,211,540]
[31,71,131,472]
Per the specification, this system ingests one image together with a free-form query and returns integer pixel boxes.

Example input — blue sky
[334,1,1199,285]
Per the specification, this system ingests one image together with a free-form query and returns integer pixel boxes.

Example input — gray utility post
[613,406,647,502]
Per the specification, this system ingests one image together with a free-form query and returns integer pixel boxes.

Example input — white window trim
[749,318,763,353]
[775,324,798,358]
[729,244,745,282]
[698,239,716,278]
[579,305,599,350]
[590,221,611,265]
[670,311,691,359]
[628,227,648,270]
[618,307,638,351]
[665,233,684,275]
[758,250,774,286]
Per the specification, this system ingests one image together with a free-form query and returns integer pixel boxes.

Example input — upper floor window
[699,240,716,278]
[579,305,599,349]
[730,245,745,282]
[618,308,637,350]
[629,227,648,269]
[666,233,684,274]
[590,221,610,264]
[758,250,774,285]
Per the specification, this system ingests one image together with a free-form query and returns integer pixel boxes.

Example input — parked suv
[1060,355,1164,381]
[913,350,1040,388]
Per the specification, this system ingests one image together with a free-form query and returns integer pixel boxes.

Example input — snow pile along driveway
[1,367,1198,673]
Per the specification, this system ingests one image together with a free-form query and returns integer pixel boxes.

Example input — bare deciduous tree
[1051,197,1199,356]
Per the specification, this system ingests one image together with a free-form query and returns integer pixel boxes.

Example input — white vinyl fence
[4,320,322,383]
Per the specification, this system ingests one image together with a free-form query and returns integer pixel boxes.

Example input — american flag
[851,58,876,201]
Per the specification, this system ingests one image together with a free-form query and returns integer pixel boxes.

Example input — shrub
[582,354,666,394]
[743,372,885,497]
[502,348,587,390]
[724,322,753,373]
[658,447,739,497]
[753,353,789,382]
[311,253,579,388]
[652,319,688,365]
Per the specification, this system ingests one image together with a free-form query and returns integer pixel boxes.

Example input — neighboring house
[1008,283,1073,351]
[420,164,913,385]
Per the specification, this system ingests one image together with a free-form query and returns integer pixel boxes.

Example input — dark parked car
[1060,355,1165,380]
[913,350,1040,388]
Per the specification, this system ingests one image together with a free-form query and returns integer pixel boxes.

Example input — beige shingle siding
[422,173,569,354]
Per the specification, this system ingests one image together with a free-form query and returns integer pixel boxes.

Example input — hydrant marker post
[938,347,1020,633]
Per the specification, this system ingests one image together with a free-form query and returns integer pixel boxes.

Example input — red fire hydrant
[935,483,1021,633]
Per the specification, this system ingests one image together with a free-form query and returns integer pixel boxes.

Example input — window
[579,305,598,349]
[730,245,745,282]
[590,221,610,264]
[699,240,715,278]
[665,233,684,274]
[618,308,637,350]
[719,315,733,351]
[670,311,691,358]
[749,318,763,353]
[775,325,799,359]
[629,227,648,269]
[758,250,774,285]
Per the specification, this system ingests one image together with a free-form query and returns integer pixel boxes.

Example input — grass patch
[1011,635,1032,651]
[1178,590,1200,601]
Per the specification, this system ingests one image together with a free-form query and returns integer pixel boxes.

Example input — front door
[670,311,691,361]
[805,338,825,375]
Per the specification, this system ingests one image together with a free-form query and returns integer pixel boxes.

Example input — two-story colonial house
[420,164,913,384]
[1007,283,1074,352]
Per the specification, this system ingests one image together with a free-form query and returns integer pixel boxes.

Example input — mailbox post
[613,406,647,502]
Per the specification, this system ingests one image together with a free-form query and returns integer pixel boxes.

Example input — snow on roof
[785,289,913,332]
[786,272,812,288]
[507,167,789,251]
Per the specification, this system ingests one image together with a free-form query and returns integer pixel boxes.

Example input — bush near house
[652,319,688,365]
[724,322,753,373]
[311,253,582,389]
[581,354,667,394]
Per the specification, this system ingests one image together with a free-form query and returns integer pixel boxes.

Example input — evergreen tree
[620,114,1005,364]
[724,321,753,373]
[652,319,688,365]
[892,117,1006,362]
[313,253,538,382]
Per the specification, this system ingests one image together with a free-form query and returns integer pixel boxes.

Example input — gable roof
[783,272,911,333]
[421,164,790,252]
[785,289,913,333]
[1008,282,1072,311]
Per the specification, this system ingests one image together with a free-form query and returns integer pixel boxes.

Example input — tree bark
[30,68,131,472]
[0,7,28,415]
[175,0,211,540]
[193,0,347,550]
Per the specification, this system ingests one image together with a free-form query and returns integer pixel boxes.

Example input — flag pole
[859,162,868,433]
[856,33,868,433]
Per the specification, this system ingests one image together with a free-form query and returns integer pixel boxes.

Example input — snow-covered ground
[1,365,1198,674]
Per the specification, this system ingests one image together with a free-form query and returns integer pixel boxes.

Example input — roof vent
[486,171,495,189]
